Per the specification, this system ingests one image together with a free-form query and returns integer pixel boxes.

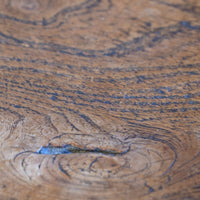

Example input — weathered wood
[0,0,200,199]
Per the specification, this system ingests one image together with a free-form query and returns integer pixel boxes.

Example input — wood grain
[0,0,200,199]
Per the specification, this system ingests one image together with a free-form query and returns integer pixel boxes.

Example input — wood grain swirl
[0,0,200,199]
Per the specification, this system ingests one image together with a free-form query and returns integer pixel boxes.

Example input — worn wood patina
[0,0,200,199]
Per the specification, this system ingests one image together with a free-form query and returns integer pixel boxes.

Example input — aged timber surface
[0,0,200,199]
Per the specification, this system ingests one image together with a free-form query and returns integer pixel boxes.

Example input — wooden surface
[0,0,200,199]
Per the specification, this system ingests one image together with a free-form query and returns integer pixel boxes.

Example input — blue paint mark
[145,22,151,27]
[169,109,178,113]
[36,144,130,156]
[14,105,21,108]
[138,102,148,106]
[42,18,48,26]
[189,100,200,105]
[152,36,159,42]
[189,71,199,75]
[152,95,164,99]
[161,102,171,106]
[51,95,57,101]
[37,145,71,155]
[163,87,172,92]
[181,108,187,112]
[151,102,158,106]
[154,89,166,94]
[47,92,58,96]
[180,21,200,30]
[137,75,146,83]
[77,91,84,95]
[184,94,192,98]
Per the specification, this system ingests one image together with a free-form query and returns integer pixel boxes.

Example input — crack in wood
[36,144,131,156]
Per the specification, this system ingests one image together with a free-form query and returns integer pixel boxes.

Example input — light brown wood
[0,0,200,199]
